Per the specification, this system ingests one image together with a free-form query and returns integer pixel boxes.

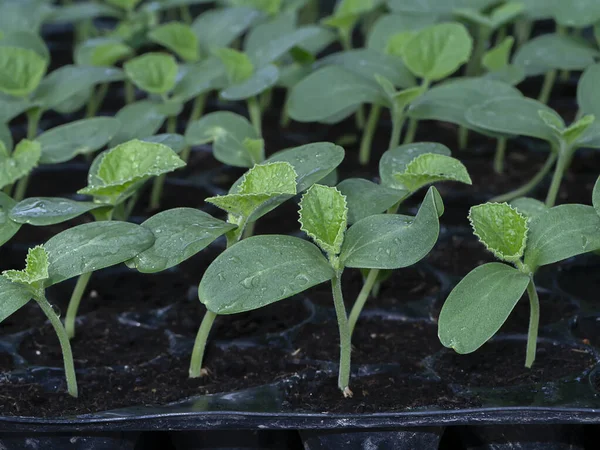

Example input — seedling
[438,201,600,367]
[0,220,155,396]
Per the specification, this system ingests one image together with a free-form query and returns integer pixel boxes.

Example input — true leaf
[74,38,133,67]
[148,22,200,63]
[0,192,21,247]
[229,0,282,15]
[38,117,120,164]
[299,184,348,256]
[550,0,600,28]
[510,197,548,219]
[482,37,514,72]
[247,26,322,68]
[563,115,595,146]
[0,31,50,61]
[44,221,154,286]
[340,186,443,269]
[0,94,30,123]
[9,198,109,226]
[185,112,260,168]
[199,235,334,314]
[142,134,186,154]
[192,7,261,53]
[524,204,600,270]
[0,139,41,190]
[367,13,437,53]
[394,153,471,192]
[387,0,497,14]
[0,0,54,34]
[3,246,49,286]
[0,274,32,322]
[171,58,224,102]
[0,46,47,97]
[220,64,279,101]
[469,203,528,263]
[438,262,530,353]
[215,48,254,85]
[402,23,473,82]
[129,208,236,273]
[337,178,406,224]
[48,2,121,23]
[124,53,178,95]
[110,101,167,146]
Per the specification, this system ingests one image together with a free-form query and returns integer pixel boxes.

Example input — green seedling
[0,220,155,396]
[439,201,600,367]
[481,37,526,86]
[322,0,379,51]
[199,183,444,396]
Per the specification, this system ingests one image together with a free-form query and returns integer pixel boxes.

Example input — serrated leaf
[0,192,21,247]
[482,36,514,72]
[469,203,528,263]
[199,235,333,314]
[124,53,178,95]
[510,197,548,219]
[38,117,120,164]
[340,186,443,269]
[0,274,32,323]
[148,22,200,63]
[0,139,41,190]
[9,198,109,226]
[337,178,406,224]
[0,46,47,97]
[438,262,530,354]
[78,139,185,201]
[247,25,321,68]
[74,38,133,67]
[192,7,261,53]
[215,48,254,85]
[3,246,49,286]
[129,208,236,273]
[185,111,260,168]
[394,153,472,192]
[110,100,167,146]
[220,64,279,100]
[299,184,347,256]
[44,221,155,286]
[403,22,473,82]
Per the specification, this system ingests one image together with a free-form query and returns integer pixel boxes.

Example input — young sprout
[322,0,378,52]
[438,201,600,367]
[0,220,155,397]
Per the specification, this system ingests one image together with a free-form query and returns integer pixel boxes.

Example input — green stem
[150,115,177,210]
[466,26,489,76]
[388,110,405,150]
[65,271,93,339]
[538,70,557,105]
[247,96,262,136]
[525,278,540,368]
[403,118,418,144]
[280,93,291,128]
[13,108,42,201]
[189,310,217,378]
[515,19,532,49]
[180,5,192,24]
[86,83,109,118]
[490,151,557,203]
[495,25,507,47]
[125,79,135,105]
[359,105,381,165]
[493,137,507,174]
[36,292,78,397]
[458,126,469,151]
[545,146,569,207]
[181,94,207,163]
[348,268,379,336]
[332,272,352,397]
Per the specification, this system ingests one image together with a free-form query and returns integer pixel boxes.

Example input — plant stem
[490,151,557,203]
[466,26,489,76]
[538,70,557,105]
[493,137,507,174]
[388,111,405,150]
[150,115,177,210]
[525,278,540,368]
[348,268,379,336]
[247,96,262,136]
[515,19,532,49]
[332,272,352,397]
[359,105,381,165]
[86,83,109,118]
[13,108,42,201]
[180,5,192,24]
[36,291,78,397]
[545,146,569,207]
[403,118,418,144]
[189,310,217,378]
[495,25,507,46]
[125,79,135,105]
[181,94,207,163]
[458,126,469,150]
[65,271,93,339]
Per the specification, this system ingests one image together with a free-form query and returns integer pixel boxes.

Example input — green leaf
[482,36,514,72]
[0,139,41,190]
[409,77,523,130]
[124,53,178,95]
[564,115,595,146]
[550,0,600,28]
[0,0,54,34]
[148,22,200,63]
[199,235,334,314]
[510,197,549,219]
[402,22,473,82]
[288,65,384,123]
[44,221,155,286]
[220,64,279,101]
[483,64,526,86]
[229,0,282,15]
[129,208,236,273]
[3,245,49,286]
[375,76,424,111]
[537,109,565,134]
[388,0,497,14]
[9,197,109,226]
[215,48,254,85]
[578,63,600,117]
[105,0,142,11]
[244,10,297,56]
[514,34,598,77]
[0,94,30,123]
[394,153,471,192]
[594,176,600,217]
[74,37,133,67]
[438,262,530,354]
[171,58,224,102]
[337,178,406,224]
[38,117,120,164]
[367,13,436,53]
[78,139,185,201]
[0,123,13,152]
[385,31,415,58]
[0,46,47,97]
[0,192,21,247]
[466,97,563,145]
[207,162,297,222]
[455,2,524,30]
[47,2,121,24]
[299,184,348,256]
[469,203,528,263]
[340,186,443,269]
[142,134,186,154]
[192,7,261,53]
[0,31,50,61]
[379,142,450,190]
[524,204,600,270]
[110,100,167,146]
[0,275,32,323]
[247,26,322,68]
[185,111,260,168]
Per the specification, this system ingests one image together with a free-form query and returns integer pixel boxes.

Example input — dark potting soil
[557,260,600,307]
[426,233,495,278]
[0,352,14,371]
[572,316,600,348]
[433,340,596,388]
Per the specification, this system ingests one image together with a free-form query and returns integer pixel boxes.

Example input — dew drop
[294,274,309,286]
[217,272,226,281]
